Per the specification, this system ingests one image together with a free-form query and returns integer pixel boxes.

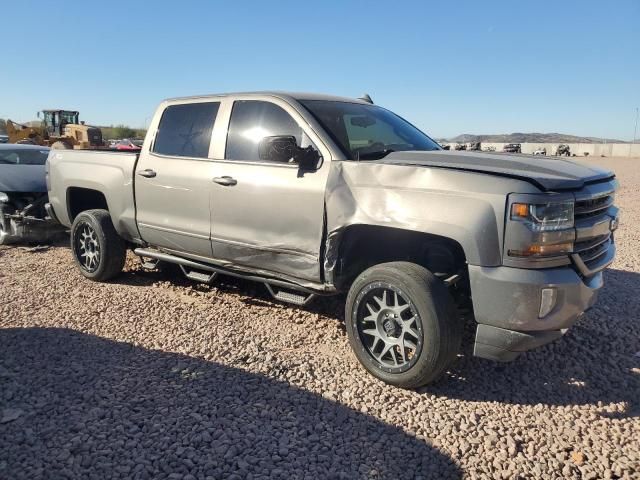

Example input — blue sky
[2,0,638,139]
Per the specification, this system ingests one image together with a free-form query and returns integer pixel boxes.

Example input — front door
[210,98,331,282]
[135,100,221,257]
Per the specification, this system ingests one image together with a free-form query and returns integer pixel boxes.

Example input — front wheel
[345,262,462,389]
[70,209,126,281]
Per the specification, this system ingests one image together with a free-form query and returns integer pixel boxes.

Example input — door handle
[213,176,237,186]
[137,169,157,178]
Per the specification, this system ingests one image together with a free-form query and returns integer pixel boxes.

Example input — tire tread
[345,261,462,389]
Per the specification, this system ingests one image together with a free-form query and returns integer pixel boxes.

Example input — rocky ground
[1,157,638,479]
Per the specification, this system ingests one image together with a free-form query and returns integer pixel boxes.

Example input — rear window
[0,148,49,165]
[153,102,220,158]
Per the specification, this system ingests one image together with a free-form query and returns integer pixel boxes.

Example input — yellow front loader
[6,110,104,149]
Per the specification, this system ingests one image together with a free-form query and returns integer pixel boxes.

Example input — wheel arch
[66,187,109,222]
[325,224,469,291]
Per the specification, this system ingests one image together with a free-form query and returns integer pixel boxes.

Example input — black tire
[70,209,126,281]
[345,262,462,389]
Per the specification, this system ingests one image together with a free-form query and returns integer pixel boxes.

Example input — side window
[153,102,220,158]
[225,101,303,161]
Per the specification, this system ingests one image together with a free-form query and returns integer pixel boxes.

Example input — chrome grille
[571,181,617,277]
[574,193,614,220]
[573,234,611,264]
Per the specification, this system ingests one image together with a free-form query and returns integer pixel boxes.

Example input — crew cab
[46,92,619,388]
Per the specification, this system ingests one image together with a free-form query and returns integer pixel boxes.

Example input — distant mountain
[443,133,627,144]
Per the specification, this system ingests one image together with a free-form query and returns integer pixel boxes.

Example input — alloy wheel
[356,283,423,372]
[75,223,101,272]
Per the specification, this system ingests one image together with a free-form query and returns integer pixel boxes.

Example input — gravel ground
[1,157,638,479]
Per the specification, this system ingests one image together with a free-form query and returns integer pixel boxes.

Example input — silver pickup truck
[47,92,619,388]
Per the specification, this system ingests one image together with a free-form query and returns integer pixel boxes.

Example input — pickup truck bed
[47,150,140,243]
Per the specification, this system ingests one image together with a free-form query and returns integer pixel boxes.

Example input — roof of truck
[164,91,371,104]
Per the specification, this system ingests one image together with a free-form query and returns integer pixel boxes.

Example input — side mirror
[294,145,321,171]
[258,135,321,171]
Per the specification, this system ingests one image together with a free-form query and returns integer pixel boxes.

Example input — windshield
[0,148,49,165]
[300,100,440,160]
[60,111,78,124]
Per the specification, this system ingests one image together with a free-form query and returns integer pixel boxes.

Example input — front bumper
[469,264,604,361]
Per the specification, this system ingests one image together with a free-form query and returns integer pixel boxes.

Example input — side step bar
[179,265,218,284]
[264,284,315,306]
[134,248,318,304]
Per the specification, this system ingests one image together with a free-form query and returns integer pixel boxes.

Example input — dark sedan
[0,144,65,244]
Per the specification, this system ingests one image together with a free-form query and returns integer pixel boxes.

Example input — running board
[179,265,218,284]
[264,284,316,306]
[133,248,318,295]
[140,257,161,270]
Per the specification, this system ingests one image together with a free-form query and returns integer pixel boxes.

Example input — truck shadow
[0,327,462,480]
[113,262,638,413]
[427,268,639,414]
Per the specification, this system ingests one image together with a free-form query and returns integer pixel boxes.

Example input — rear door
[209,97,332,282]
[134,100,221,257]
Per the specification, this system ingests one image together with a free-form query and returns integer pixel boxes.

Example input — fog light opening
[539,288,557,318]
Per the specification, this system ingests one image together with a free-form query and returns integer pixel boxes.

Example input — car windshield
[0,148,49,165]
[300,100,440,160]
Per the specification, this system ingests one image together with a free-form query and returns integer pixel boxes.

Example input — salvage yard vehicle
[556,144,571,156]
[503,143,522,153]
[114,138,142,151]
[0,144,65,244]
[533,147,547,155]
[46,92,619,388]
[6,110,104,150]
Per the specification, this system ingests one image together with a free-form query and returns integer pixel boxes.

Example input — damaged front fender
[322,160,541,285]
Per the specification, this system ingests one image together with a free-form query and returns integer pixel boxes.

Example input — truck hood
[0,164,47,193]
[380,151,614,191]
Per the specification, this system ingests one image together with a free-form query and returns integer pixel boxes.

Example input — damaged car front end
[0,144,66,244]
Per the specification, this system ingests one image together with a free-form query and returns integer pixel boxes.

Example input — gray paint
[0,144,50,193]
[383,150,614,191]
[0,165,47,192]
[46,150,140,242]
[47,91,618,362]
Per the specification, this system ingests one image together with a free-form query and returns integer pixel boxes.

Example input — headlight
[505,196,575,264]
[510,201,574,231]
[0,192,8,203]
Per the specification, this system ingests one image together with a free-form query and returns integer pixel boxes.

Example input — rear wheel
[70,209,126,281]
[345,262,462,389]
